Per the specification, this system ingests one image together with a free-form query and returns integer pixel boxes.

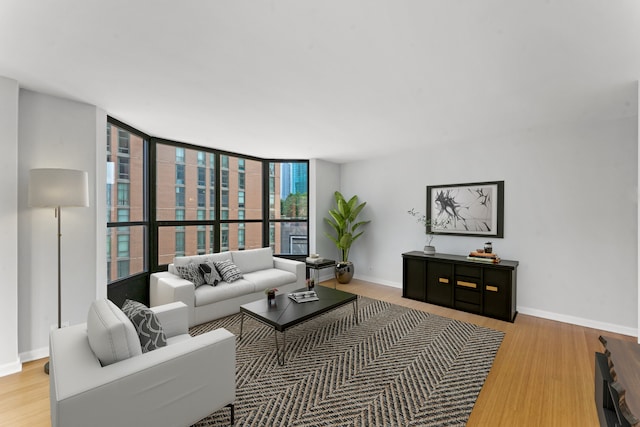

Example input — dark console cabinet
[402,252,518,322]
[403,256,426,301]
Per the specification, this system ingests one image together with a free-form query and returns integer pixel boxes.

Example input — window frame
[107,117,149,288]
[107,122,309,297]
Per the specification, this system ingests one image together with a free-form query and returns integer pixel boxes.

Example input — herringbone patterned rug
[190,297,504,427]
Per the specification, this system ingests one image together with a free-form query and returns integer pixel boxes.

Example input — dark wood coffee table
[239,286,358,365]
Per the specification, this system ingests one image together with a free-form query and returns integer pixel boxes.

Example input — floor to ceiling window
[106,119,148,284]
[106,117,309,302]
[269,161,308,255]
[155,143,217,264]
[220,154,263,252]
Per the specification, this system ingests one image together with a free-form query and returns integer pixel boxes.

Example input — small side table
[306,259,337,289]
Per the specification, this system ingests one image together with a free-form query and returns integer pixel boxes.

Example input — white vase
[423,245,435,255]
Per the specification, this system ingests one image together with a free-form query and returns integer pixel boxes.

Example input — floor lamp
[28,168,89,374]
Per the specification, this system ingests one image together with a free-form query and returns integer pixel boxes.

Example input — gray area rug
[190,297,504,426]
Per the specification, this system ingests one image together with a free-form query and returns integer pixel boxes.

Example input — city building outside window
[238,228,245,250]
[268,161,308,255]
[176,164,185,185]
[176,187,185,207]
[197,230,205,254]
[106,120,147,284]
[110,124,309,285]
[119,156,129,180]
[176,231,185,256]
[117,183,129,206]
[118,129,129,154]
[221,227,229,251]
[221,169,229,188]
[117,260,129,278]
[239,171,245,190]
[176,147,185,163]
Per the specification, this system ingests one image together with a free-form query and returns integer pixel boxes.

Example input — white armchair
[49,300,235,427]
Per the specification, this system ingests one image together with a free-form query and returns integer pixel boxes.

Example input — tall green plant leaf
[324,191,370,262]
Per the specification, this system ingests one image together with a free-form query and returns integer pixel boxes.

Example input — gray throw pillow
[121,299,167,353]
[214,260,243,283]
[199,262,221,286]
[175,263,206,287]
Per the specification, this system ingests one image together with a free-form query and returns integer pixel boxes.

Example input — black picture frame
[427,181,504,238]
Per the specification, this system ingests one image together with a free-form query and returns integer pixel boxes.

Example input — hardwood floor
[0,279,634,426]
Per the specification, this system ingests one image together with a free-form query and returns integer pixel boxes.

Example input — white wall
[17,90,105,360]
[310,159,341,260]
[309,159,341,281]
[3,86,635,369]
[0,77,20,376]
[334,116,638,335]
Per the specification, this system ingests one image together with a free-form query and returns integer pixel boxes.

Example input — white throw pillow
[231,247,274,274]
[87,299,142,366]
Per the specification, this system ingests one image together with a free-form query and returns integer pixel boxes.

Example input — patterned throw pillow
[121,299,167,353]
[214,260,243,283]
[199,262,222,286]
[175,263,206,287]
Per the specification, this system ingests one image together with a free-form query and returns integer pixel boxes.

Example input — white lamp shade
[28,168,89,208]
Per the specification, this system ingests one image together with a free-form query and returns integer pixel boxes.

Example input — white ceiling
[1,1,639,163]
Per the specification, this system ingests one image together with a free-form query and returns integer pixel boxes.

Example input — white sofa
[150,247,305,327]
[49,299,235,427]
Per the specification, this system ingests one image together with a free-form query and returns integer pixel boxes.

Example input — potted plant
[407,208,448,255]
[265,288,278,304]
[324,191,370,284]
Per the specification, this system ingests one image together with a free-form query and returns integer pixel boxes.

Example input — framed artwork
[427,181,504,238]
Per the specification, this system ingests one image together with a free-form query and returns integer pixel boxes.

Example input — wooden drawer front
[455,300,481,314]
[455,264,481,278]
[456,287,480,305]
[456,278,478,289]
[426,262,453,306]
[456,275,481,306]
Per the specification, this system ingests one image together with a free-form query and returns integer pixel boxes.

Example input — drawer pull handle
[486,285,498,292]
[457,280,477,289]
[438,278,449,284]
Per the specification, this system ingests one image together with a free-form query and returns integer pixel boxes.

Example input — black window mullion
[213,153,221,253]
[262,159,270,248]
[148,138,159,272]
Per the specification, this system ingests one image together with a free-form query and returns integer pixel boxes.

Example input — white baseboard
[318,272,334,283]
[349,276,638,338]
[0,358,22,377]
[353,274,401,289]
[19,346,49,364]
[518,306,638,338]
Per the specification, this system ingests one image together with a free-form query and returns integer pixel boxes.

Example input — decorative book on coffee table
[288,291,319,303]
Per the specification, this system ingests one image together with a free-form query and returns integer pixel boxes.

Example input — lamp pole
[29,168,89,375]
[56,206,62,330]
